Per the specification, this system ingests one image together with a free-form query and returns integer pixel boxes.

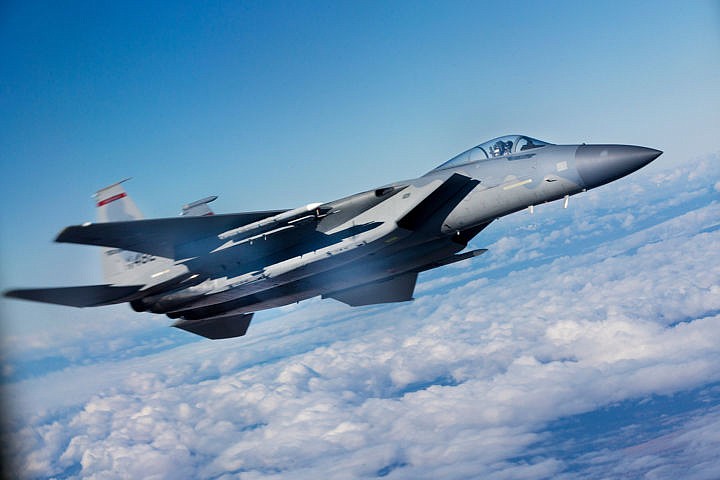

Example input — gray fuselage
[5,135,661,339]
[154,141,659,320]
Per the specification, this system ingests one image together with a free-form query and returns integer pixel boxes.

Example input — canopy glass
[434,135,552,171]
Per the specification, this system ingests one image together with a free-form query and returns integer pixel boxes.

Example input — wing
[4,285,143,307]
[324,272,418,307]
[55,210,286,259]
[322,247,487,307]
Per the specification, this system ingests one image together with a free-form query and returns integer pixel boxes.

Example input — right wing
[56,211,286,259]
[57,174,480,260]
[4,285,143,307]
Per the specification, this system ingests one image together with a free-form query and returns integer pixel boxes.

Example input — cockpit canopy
[434,135,552,171]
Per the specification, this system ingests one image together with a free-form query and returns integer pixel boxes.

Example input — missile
[218,203,323,241]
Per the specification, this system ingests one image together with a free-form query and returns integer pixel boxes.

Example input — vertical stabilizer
[95,178,143,223]
[94,180,172,284]
[181,196,217,217]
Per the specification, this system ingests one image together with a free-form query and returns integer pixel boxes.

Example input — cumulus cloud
[2,154,720,479]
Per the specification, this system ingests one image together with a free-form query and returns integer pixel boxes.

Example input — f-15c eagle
[5,135,661,339]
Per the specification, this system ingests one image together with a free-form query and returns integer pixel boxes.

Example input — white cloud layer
[2,153,720,479]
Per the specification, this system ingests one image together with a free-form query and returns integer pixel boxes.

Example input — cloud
[2,154,720,479]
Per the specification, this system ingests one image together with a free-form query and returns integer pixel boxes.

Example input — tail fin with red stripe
[94,180,172,284]
[95,178,143,223]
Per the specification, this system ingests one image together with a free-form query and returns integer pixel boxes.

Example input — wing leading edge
[56,210,287,258]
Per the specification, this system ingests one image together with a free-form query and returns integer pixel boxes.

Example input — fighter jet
[5,135,661,339]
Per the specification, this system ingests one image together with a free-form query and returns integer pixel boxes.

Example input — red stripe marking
[97,192,127,207]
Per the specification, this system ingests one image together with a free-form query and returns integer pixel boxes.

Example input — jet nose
[575,145,662,189]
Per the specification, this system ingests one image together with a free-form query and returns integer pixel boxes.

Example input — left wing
[322,247,488,307]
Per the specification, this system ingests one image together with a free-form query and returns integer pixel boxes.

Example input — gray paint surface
[4,135,662,339]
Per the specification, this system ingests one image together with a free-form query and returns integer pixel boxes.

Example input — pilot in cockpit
[491,140,513,157]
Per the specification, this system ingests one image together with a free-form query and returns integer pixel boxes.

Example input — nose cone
[575,145,662,189]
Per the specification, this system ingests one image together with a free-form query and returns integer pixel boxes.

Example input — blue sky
[1,1,719,478]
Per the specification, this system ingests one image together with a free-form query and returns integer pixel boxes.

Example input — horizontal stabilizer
[4,285,143,307]
[324,272,418,307]
[56,210,286,258]
[172,312,254,339]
